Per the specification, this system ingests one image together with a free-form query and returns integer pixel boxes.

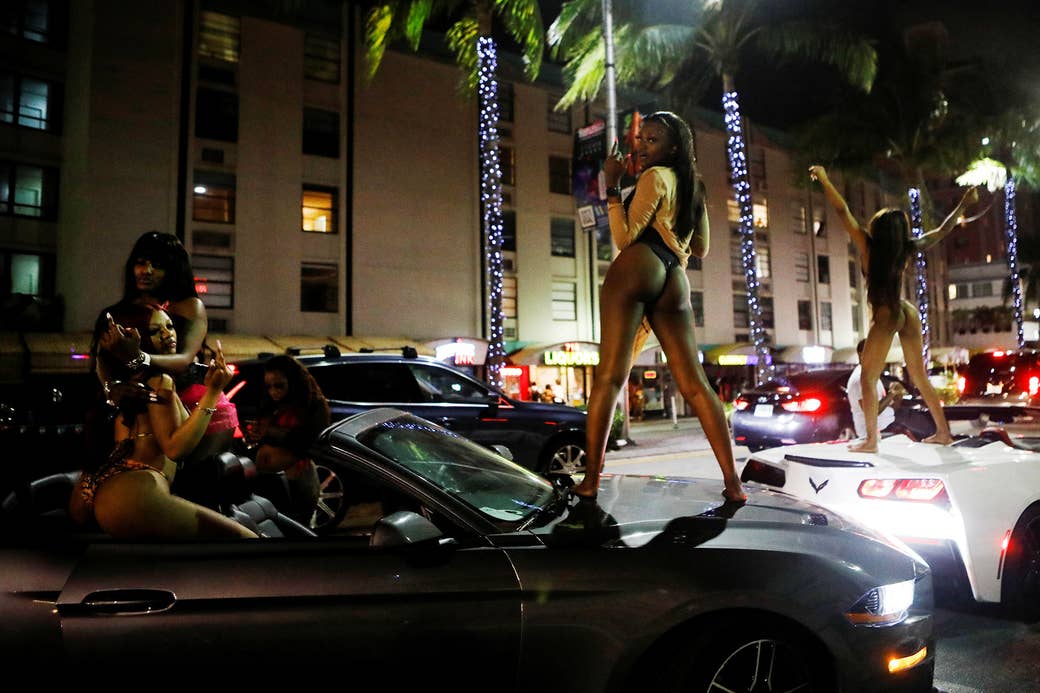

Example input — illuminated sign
[718,354,757,366]
[502,367,523,376]
[544,350,599,367]
[643,370,657,379]
[436,341,476,366]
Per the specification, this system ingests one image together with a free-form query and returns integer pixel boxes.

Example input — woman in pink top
[572,112,745,503]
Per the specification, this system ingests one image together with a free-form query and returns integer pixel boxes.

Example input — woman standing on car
[810,165,979,452]
[247,355,331,525]
[69,303,256,539]
[572,112,745,503]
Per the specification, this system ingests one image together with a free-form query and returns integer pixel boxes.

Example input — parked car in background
[741,430,1040,620]
[955,348,1040,406]
[731,368,929,452]
[227,347,588,477]
[1,407,936,690]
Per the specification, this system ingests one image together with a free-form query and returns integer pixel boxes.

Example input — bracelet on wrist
[605,185,621,198]
[126,352,150,371]
[199,406,218,415]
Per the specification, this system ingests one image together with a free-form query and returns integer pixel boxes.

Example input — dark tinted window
[309,363,422,403]
[763,370,851,392]
[407,364,487,403]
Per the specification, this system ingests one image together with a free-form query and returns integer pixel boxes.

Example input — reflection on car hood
[507,399,587,419]
[530,474,917,575]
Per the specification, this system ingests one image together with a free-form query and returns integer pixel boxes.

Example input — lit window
[192,254,234,309]
[2,0,53,43]
[0,161,59,219]
[302,186,337,234]
[192,171,236,223]
[552,281,577,321]
[794,252,810,282]
[753,200,768,228]
[0,72,60,132]
[198,11,240,63]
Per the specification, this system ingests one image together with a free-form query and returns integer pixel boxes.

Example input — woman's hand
[603,139,626,186]
[808,165,828,183]
[99,312,143,362]
[203,339,233,391]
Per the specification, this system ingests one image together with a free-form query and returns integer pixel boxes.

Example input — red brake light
[858,478,948,504]
[1029,375,1039,397]
[227,363,238,375]
[734,398,750,411]
[993,350,1005,358]
[956,376,966,394]
[781,397,822,413]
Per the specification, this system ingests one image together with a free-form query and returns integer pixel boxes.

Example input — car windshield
[760,370,849,391]
[357,416,554,523]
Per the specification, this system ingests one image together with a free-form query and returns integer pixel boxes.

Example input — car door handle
[79,589,177,615]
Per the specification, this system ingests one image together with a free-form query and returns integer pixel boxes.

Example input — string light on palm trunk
[908,187,929,365]
[723,90,773,385]
[1005,177,1025,349]
[478,37,505,388]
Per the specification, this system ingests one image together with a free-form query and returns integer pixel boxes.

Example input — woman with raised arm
[572,111,745,502]
[809,165,979,452]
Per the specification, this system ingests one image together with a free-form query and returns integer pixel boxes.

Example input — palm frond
[446,17,481,98]
[557,30,608,108]
[755,21,877,93]
[547,0,600,53]
[403,0,434,51]
[494,0,544,79]
[620,24,697,89]
[363,3,400,82]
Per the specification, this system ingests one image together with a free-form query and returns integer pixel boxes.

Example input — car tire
[1002,504,1040,622]
[308,462,348,535]
[665,619,833,693]
[541,436,586,478]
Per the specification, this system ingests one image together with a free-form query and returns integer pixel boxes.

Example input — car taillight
[858,478,948,504]
[781,397,822,413]
[227,363,238,375]
[1029,375,1039,397]
[956,376,966,394]
[734,397,750,411]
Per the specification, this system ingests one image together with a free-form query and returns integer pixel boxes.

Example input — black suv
[227,347,588,477]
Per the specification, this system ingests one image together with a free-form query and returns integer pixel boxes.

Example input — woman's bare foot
[923,432,954,445]
[849,439,878,453]
[722,479,747,503]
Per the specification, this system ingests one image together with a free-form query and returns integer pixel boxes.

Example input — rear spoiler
[941,404,1040,424]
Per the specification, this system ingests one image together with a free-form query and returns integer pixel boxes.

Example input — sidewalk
[608,415,751,460]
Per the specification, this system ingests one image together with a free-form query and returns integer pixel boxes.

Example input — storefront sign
[435,341,476,366]
[544,350,599,367]
[718,354,758,366]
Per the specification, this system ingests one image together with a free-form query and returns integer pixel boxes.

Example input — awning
[507,341,599,367]
[208,334,281,362]
[775,344,834,364]
[832,346,859,365]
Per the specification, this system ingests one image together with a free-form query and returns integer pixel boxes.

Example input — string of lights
[1005,177,1025,349]
[722,90,773,385]
[908,187,929,365]
[477,37,505,388]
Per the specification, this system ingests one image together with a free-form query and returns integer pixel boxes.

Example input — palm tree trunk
[721,73,773,385]
[1005,176,1025,349]
[908,186,931,365]
[475,3,505,386]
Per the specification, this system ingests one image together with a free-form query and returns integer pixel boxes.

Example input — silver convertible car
[1,408,934,691]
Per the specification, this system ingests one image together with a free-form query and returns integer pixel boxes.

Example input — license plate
[986,382,1004,395]
[754,404,774,417]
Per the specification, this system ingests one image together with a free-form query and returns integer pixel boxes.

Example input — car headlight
[845,579,915,626]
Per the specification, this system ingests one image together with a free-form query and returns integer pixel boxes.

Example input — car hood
[751,435,1040,474]
[507,399,587,419]
[529,474,920,577]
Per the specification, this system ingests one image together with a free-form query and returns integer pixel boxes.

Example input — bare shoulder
[169,296,206,320]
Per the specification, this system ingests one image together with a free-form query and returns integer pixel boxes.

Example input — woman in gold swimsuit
[69,303,256,539]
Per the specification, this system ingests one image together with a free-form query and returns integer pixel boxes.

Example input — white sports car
[740,430,1040,619]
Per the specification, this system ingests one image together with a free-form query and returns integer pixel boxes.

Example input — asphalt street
[604,415,1040,693]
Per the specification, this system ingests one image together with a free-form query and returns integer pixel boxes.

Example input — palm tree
[549,0,876,385]
[795,21,983,360]
[363,1,544,387]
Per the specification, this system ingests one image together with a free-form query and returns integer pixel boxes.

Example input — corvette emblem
[809,477,829,494]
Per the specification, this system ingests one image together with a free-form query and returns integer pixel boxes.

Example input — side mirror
[370,510,451,548]
[488,444,513,461]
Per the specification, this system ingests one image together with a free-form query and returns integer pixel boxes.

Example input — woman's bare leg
[572,247,664,498]
[647,269,745,501]
[94,469,257,539]
[850,311,898,453]
[897,300,953,444]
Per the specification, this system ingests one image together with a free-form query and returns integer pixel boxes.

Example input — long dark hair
[866,208,913,313]
[642,111,706,247]
[261,355,329,418]
[122,231,198,303]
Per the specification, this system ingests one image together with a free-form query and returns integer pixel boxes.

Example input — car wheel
[542,437,586,477]
[308,462,347,535]
[1002,504,1040,621]
[669,620,832,693]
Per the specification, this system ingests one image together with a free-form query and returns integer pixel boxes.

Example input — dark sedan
[731,368,933,452]
[2,408,934,690]
[227,348,588,477]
